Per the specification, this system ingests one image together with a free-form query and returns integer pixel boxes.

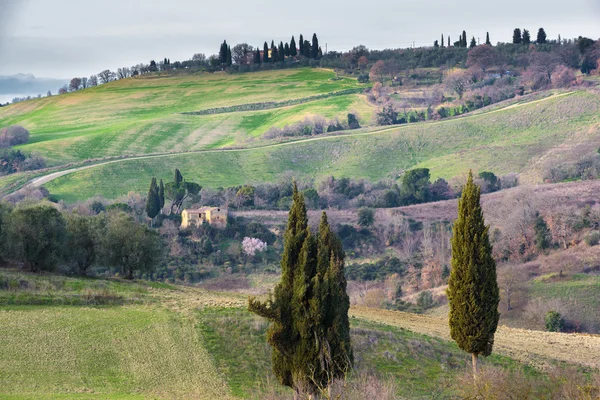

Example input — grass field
[42,90,600,202]
[0,69,372,164]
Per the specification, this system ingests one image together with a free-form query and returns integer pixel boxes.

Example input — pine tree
[447,171,499,377]
[537,27,547,44]
[290,36,297,57]
[513,28,522,44]
[299,34,304,56]
[249,186,353,394]
[523,29,531,44]
[145,177,160,221]
[486,32,491,45]
[159,179,165,212]
[263,42,269,63]
[470,36,477,48]
[312,33,319,59]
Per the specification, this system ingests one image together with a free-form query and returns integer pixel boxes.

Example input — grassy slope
[44,90,600,202]
[0,69,372,164]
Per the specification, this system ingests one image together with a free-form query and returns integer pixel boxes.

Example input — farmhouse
[181,206,227,228]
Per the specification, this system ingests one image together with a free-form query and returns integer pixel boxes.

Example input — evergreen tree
[513,28,522,44]
[278,41,285,62]
[263,42,269,63]
[175,168,183,186]
[448,35,451,47]
[254,48,261,64]
[299,34,304,56]
[534,213,551,250]
[537,27,547,44]
[441,34,445,48]
[290,36,297,57]
[219,40,228,64]
[523,29,531,44]
[311,33,319,59]
[145,177,160,221]
[447,171,499,377]
[462,30,467,47]
[284,42,290,57]
[486,32,491,45]
[434,40,439,48]
[303,40,311,58]
[271,41,278,63]
[249,186,353,394]
[470,36,477,48]
[226,45,232,66]
[159,179,165,212]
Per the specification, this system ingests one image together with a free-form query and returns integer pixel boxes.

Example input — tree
[226,45,232,67]
[441,34,445,48]
[8,204,67,272]
[232,43,253,65]
[347,113,360,129]
[466,45,503,73]
[278,41,285,62]
[97,70,115,84]
[478,171,500,192]
[165,169,201,214]
[302,40,311,58]
[65,213,103,274]
[357,207,375,228]
[369,60,386,83]
[254,48,261,64]
[485,32,490,45]
[248,187,352,394]
[69,77,82,91]
[444,68,471,99]
[58,85,68,94]
[290,36,297,57]
[284,42,290,57]
[536,28,547,44]
[497,264,526,312]
[447,171,499,377]
[312,33,319,59]
[401,168,431,205]
[534,213,551,250]
[88,75,98,86]
[146,177,160,221]
[522,29,531,44]
[299,34,304,56]
[263,42,269,63]
[81,77,88,89]
[513,28,522,44]
[192,53,207,63]
[376,104,398,126]
[434,40,439,48]
[102,213,164,279]
[158,179,165,212]
[462,30,467,47]
[469,36,477,48]
[219,40,228,65]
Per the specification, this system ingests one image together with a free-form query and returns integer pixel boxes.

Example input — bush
[545,311,564,332]
[357,207,375,228]
[417,290,435,310]
[584,230,600,246]
[0,125,30,148]
[357,73,370,83]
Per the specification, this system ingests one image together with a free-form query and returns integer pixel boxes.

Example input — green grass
[44,90,600,202]
[0,69,371,164]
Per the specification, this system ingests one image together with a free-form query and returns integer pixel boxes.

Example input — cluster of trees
[0,125,45,175]
[263,113,360,139]
[0,202,164,279]
[512,27,548,45]
[144,169,201,218]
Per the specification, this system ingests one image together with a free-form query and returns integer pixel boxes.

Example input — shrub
[545,311,564,332]
[0,125,30,147]
[357,207,375,228]
[376,104,398,126]
[417,290,435,309]
[584,230,600,246]
[357,73,370,83]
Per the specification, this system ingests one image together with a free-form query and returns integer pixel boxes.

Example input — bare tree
[88,75,98,87]
[69,77,82,92]
[192,53,206,63]
[97,69,115,84]
[466,44,504,73]
[497,264,527,311]
[117,67,131,80]
[232,43,253,65]
[444,68,472,99]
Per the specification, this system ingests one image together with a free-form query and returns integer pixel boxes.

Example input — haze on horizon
[0,0,599,101]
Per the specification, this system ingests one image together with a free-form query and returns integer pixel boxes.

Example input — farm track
[24,91,573,190]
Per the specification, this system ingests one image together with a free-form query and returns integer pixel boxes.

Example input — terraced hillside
[42,89,600,202]
[2,269,599,399]
[0,69,372,164]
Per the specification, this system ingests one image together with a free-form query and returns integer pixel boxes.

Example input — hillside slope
[40,89,600,202]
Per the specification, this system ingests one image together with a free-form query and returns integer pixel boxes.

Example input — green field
[43,90,600,202]
[0,270,527,399]
[0,69,372,164]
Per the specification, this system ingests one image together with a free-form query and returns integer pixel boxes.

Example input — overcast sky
[1,0,599,81]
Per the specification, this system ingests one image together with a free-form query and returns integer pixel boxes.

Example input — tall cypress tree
[447,171,500,377]
[485,32,491,45]
[441,34,445,48]
[448,35,451,47]
[174,168,183,186]
[299,34,304,56]
[536,27,547,44]
[470,36,477,48]
[145,177,160,221]
[158,179,165,212]
[263,42,269,63]
[303,40,311,58]
[278,41,285,62]
[311,33,319,59]
[254,48,261,64]
[523,29,531,44]
[513,28,522,44]
[249,186,352,394]
[284,42,290,57]
[226,45,232,66]
[462,30,467,47]
[290,36,297,57]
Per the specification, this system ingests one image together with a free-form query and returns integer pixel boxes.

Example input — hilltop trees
[249,185,352,395]
[290,36,297,56]
[447,171,500,377]
[522,29,531,44]
[513,28,522,44]
[536,28,547,44]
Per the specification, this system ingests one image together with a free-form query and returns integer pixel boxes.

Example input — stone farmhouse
[180,207,227,229]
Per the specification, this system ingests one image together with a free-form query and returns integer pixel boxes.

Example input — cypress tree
[485,32,491,45]
[311,33,319,59]
[145,177,160,221]
[441,34,445,48]
[278,41,285,62]
[462,30,467,47]
[303,40,311,58]
[284,42,290,57]
[537,27,547,44]
[226,45,232,66]
[159,179,165,212]
[470,36,477,48]
[523,29,531,44]
[434,40,439,48]
[448,35,451,47]
[174,168,183,187]
[447,171,499,377]
[513,28,522,44]
[254,48,261,64]
[263,42,269,63]
[249,186,353,394]
[290,36,297,57]
[299,34,304,56]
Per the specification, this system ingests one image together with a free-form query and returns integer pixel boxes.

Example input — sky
[0,0,599,101]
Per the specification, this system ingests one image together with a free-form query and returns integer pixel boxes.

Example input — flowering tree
[242,237,267,257]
